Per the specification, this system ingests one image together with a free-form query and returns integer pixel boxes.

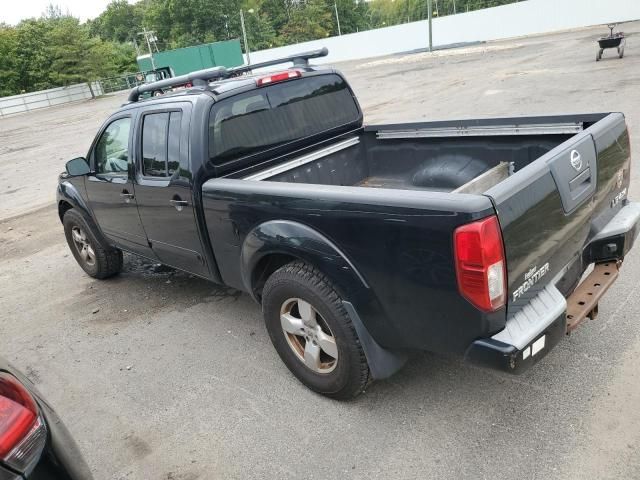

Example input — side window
[94,117,131,175]
[142,111,182,177]
[142,113,168,177]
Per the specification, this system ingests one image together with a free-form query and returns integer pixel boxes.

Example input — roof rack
[127,47,329,103]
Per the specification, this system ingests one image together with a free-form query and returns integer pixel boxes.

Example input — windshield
[208,73,360,164]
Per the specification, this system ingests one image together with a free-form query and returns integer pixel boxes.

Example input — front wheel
[262,262,370,399]
[63,209,123,279]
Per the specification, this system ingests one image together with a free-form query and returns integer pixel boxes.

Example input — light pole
[240,9,254,65]
[138,27,158,70]
[334,1,342,36]
[427,0,432,52]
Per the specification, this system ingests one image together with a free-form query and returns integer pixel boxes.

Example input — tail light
[256,70,302,87]
[454,215,506,312]
[0,373,47,472]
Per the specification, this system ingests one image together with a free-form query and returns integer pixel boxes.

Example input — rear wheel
[63,209,122,279]
[262,262,370,399]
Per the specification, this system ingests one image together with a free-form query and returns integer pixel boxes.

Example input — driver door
[86,115,153,257]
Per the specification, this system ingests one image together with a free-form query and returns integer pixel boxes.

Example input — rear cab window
[208,73,361,167]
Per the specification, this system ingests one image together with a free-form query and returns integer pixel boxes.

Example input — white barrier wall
[247,0,640,65]
[0,82,103,117]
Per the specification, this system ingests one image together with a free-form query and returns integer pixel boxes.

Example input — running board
[566,261,620,333]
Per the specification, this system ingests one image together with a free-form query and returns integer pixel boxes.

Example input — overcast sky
[1,0,134,25]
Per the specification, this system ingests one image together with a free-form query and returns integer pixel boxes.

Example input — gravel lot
[1,23,640,480]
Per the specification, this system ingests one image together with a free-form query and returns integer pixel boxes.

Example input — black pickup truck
[57,48,639,399]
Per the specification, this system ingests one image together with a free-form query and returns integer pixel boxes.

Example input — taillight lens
[0,372,46,472]
[454,215,506,312]
[256,70,302,87]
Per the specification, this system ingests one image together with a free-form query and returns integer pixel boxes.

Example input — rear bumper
[465,311,566,373]
[464,201,640,374]
[587,201,640,262]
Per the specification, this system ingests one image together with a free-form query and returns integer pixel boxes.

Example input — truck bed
[202,112,631,359]
[243,121,583,194]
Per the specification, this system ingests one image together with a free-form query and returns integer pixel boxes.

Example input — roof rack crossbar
[127,47,329,103]
[226,47,329,77]
[127,66,228,102]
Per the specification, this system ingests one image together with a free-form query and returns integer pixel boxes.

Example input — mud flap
[342,301,408,379]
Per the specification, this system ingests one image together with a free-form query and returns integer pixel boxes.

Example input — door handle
[120,191,134,203]
[170,198,189,212]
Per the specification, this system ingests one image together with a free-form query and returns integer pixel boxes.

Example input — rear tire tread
[263,261,370,399]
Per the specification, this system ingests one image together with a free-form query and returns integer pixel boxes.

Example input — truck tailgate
[485,113,631,316]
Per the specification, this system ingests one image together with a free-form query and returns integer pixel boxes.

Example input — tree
[15,19,54,92]
[0,25,20,96]
[245,11,280,50]
[279,0,333,44]
[88,0,143,44]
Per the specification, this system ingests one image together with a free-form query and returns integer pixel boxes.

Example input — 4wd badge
[570,150,582,171]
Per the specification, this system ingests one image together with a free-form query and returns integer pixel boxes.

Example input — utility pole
[334,1,342,36]
[427,0,433,52]
[132,37,141,57]
[138,28,158,70]
[240,9,251,65]
[453,0,456,14]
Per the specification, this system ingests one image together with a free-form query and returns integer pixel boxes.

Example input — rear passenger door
[133,104,209,277]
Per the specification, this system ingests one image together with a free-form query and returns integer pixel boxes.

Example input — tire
[63,209,123,279]
[153,90,163,97]
[262,261,370,400]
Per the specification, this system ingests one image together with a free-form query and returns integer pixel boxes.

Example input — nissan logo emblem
[570,150,582,171]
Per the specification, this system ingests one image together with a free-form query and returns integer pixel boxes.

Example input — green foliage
[0,25,20,96]
[246,12,280,50]
[366,0,522,24]
[1,0,520,97]
[2,11,137,95]
[279,0,334,44]
[87,0,143,44]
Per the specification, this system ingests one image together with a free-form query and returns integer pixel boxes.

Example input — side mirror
[65,157,91,176]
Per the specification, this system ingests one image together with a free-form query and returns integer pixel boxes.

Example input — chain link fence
[94,72,149,95]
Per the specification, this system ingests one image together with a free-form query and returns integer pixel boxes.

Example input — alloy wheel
[71,226,96,267]
[280,298,338,374]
